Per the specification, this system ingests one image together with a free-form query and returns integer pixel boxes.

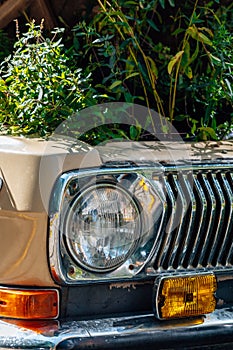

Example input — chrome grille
[153,168,233,271]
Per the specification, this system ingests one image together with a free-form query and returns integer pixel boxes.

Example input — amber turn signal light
[0,288,59,319]
[153,274,217,320]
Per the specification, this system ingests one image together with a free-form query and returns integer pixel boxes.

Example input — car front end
[0,136,233,349]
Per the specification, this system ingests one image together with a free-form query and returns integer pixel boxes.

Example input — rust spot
[109,282,137,292]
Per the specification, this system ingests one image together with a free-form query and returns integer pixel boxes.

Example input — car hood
[96,140,233,165]
[0,136,233,211]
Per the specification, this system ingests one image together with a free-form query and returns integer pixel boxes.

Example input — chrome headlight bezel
[63,181,142,274]
[49,166,165,284]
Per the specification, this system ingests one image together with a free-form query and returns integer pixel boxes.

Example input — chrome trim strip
[168,173,188,269]
[197,173,216,268]
[207,173,226,266]
[181,173,207,268]
[177,172,197,269]
[157,174,177,269]
[142,176,167,271]
[218,173,233,266]
[225,173,233,265]
[165,163,233,172]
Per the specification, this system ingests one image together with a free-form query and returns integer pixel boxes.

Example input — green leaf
[209,54,221,65]
[147,19,159,32]
[130,125,137,139]
[175,114,188,121]
[185,66,193,79]
[225,78,233,98]
[187,25,212,46]
[159,0,165,9]
[167,51,184,75]
[189,41,199,64]
[124,1,138,4]
[147,56,158,79]
[130,125,141,140]
[181,42,190,71]
[109,80,122,90]
[138,62,150,85]
[199,127,218,140]
[124,72,140,80]
[172,28,185,36]
[124,91,134,102]
[168,0,175,7]
[186,25,199,40]
[125,56,136,73]
[199,27,213,38]
[92,38,105,44]
[198,32,213,46]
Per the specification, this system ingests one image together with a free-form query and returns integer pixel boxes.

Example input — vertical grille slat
[185,173,208,268]
[225,173,233,265]
[217,173,233,266]
[156,175,177,269]
[153,167,233,272]
[178,173,197,269]
[207,173,226,266]
[167,174,188,269]
[197,173,217,267]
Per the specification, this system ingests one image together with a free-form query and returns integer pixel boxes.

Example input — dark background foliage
[0,0,233,143]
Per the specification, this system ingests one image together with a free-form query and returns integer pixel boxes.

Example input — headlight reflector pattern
[64,183,141,273]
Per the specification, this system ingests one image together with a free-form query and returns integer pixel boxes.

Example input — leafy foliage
[72,0,233,141]
[0,1,233,142]
[73,0,175,117]
[163,0,233,139]
[0,21,97,136]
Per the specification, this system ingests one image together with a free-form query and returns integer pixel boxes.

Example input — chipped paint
[109,281,153,291]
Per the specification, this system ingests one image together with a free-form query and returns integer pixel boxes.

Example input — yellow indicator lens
[0,288,59,319]
[156,274,217,320]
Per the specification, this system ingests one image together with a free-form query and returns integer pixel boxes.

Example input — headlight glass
[64,183,141,273]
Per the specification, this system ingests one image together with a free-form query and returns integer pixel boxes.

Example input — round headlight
[64,182,141,273]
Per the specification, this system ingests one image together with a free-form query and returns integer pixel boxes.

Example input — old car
[1,106,233,349]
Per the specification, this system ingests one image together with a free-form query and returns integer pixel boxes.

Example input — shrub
[1,1,232,142]
[0,21,97,137]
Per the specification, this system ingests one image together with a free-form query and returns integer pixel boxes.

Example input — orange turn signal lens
[0,288,59,320]
[154,274,217,320]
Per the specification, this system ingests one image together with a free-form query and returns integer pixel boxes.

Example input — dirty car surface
[0,135,233,349]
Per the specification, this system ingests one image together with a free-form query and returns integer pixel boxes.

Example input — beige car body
[0,136,232,287]
[1,135,233,349]
[0,136,102,286]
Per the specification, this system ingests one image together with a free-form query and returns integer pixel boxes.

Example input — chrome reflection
[49,166,165,283]
[64,183,141,273]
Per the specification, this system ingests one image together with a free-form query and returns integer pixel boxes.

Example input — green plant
[1,1,232,142]
[198,19,233,139]
[73,0,178,136]
[0,21,97,137]
[166,0,233,140]
[72,0,233,141]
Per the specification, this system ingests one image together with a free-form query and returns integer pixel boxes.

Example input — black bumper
[0,308,233,349]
